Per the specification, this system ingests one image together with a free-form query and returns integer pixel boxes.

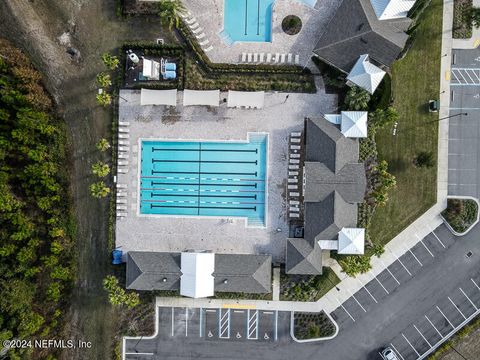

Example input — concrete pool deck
[182,0,340,66]
[115,85,337,262]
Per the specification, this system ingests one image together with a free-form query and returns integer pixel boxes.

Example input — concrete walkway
[452,0,480,49]
[155,0,454,315]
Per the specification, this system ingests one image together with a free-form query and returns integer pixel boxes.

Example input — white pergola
[340,111,368,138]
[140,88,177,106]
[183,89,220,107]
[227,91,265,109]
[347,54,386,94]
[370,0,416,20]
[142,58,160,80]
[338,228,365,255]
[180,252,215,298]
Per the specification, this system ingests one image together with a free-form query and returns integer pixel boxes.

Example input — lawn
[368,0,443,246]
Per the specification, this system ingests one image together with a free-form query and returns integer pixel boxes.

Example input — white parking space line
[125,352,154,356]
[448,297,467,320]
[425,315,444,338]
[371,272,389,295]
[414,324,432,347]
[171,307,174,336]
[219,309,231,339]
[185,308,188,336]
[247,309,259,340]
[471,278,480,290]
[418,236,434,258]
[459,288,478,310]
[402,333,420,356]
[390,250,412,276]
[436,306,455,328]
[337,298,356,322]
[347,289,367,312]
[234,310,245,313]
[199,308,203,337]
[357,278,378,303]
[451,70,460,83]
[431,231,446,248]
[408,247,423,267]
[390,343,406,360]
[274,311,278,340]
[380,259,401,285]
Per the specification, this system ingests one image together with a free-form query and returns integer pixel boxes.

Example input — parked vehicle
[381,347,399,360]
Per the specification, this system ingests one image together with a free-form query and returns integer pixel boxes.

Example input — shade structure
[370,0,416,20]
[140,88,177,106]
[227,91,265,109]
[340,111,368,138]
[142,58,160,80]
[338,228,365,255]
[180,252,215,298]
[347,54,386,94]
[183,89,220,107]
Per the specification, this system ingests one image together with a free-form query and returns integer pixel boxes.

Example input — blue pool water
[223,0,275,42]
[139,134,267,227]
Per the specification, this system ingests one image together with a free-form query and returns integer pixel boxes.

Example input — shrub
[344,86,371,110]
[414,151,435,168]
[96,138,111,152]
[101,53,120,70]
[96,72,112,87]
[91,161,110,178]
[96,92,112,107]
[90,181,110,198]
[103,275,140,309]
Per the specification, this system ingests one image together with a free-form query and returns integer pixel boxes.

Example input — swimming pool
[223,0,275,42]
[139,134,267,227]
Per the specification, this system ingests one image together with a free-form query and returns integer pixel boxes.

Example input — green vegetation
[344,86,371,111]
[103,276,140,309]
[158,0,185,30]
[214,292,273,300]
[101,53,120,70]
[90,181,110,198]
[0,39,74,357]
[91,161,110,178]
[96,91,112,107]
[414,150,435,168]
[96,72,112,88]
[453,0,474,38]
[441,198,478,233]
[96,138,111,152]
[282,15,302,35]
[281,268,340,302]
[293,312,336,340]
[368,0,442,248]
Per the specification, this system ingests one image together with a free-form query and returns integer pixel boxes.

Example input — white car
[381,347,399,360]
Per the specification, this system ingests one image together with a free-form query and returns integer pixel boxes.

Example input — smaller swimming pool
[223,0,275,42]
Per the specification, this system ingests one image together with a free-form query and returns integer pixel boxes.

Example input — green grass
[368,0,442,247]
[280,268,341,302]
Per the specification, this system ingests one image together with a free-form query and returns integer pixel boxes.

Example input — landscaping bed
[441,198,478,234]
[282,15,302,35]
[280,268,340,302]
[292,312,336,340]
[453,0,473,39]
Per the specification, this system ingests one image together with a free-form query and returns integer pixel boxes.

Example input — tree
[101,53,119,70]
[90,181,110,198]
[464,7,480,28]
[96,92,111,107]
[369,107,399,129]
[96,72,112,87]
[344,86,371,111]
[103,275,140,309]
[158,0,186,30]
[96,138,111,152]
[91,161,110,177]
[414,151,435,168]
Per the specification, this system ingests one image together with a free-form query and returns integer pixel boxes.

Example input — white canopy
[370,0,416,20]
[318,240,339,250]
[140,88,177,106]
[340,111,368,138]
[347,54,386,94]
[142,58,160,80]
[338,228,365,255]
[183,89,220,107]
[180,252,215,298]
[227,91,264,109]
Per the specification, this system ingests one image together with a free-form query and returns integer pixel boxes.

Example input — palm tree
[90,181,110,198]
[344,86,371,111]
[158,0,186,30]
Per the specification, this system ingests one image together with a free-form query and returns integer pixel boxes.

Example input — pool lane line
[151,148,258,153]
[146,171,258,176]
[150,204,257,211]
[150,193,257,199]
[245,0,248,35]
[150,182,258,187]
[257,0,260,35]
[197,142,202,216]
[152,159,258,164]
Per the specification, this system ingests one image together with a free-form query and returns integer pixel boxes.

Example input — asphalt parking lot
[449,48,480,197]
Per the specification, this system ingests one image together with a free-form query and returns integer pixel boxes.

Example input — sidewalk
[452,0,480,49]
[155,0,454,315]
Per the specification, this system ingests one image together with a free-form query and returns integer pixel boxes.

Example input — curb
[441,196,480,236]
[289,310,339,343]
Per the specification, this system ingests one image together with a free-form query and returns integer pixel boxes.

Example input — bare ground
[0,1,174,359]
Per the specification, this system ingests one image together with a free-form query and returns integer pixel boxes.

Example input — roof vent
[162,278,167,282]
[360,37,368,44]
[357,23,365,31]
[223,279,228,284]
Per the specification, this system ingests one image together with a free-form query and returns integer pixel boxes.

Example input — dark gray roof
[313,0,409,72]
[126,251,181,290]
[126,252,272,294]
[214,254,272,293]
[285,239,323,275]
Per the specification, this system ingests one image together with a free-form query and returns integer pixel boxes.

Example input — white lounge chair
[290,192,300,197]
[291,132,302,137]
[192,27,203,34]
[291,145,301,150]
[290,200,300,206]
[275,53,280,63]
[116,198,127,204]
[253,53,258,62]
[266,53,272,62]
[118,121,130,126]
[241,53,247,62]
[291,138,301,143]
[287,53,293,63]
[289,207,299,212]
[118,133,129,139]
[290,213,300,218]
[116,184,128,189]
[295,54,300,64]
[117,168,128,173]
[117,192,127,197]
[280,54,286,63]
[118,146,129,152]
[204,45,213,52]
[118,153,129,159]
[118,161,129,166]
[189,22,200,30]
[289,164,299,170]
[288,178,297,183]
[186,17,196,25]
[118,128,130,133]
[116,205,127,210]
[199,39,209,46]
[289,159,300,164]
[288,185,298,190]
[259,53,265,62]
[116,212,128,218]
[291,154,300,159]
[289,171,299,176]
[196,33,206,40]
[118,140,129,146]
[247,53,253,62]
[178,10,191,19]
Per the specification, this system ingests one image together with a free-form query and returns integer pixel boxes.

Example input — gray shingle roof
[313,0,409,72]
[126,251,182,290]
[126,252,272,294]
[214,254,272,293]
[285,238,323,275]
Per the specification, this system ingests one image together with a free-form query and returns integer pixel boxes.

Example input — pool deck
[182,0,341,67]
[115,84,337,262]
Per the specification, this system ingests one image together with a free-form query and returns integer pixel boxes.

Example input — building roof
[341,111,369,138]
[126,251,181,290]
[214,254,272,293]
[338,228,365,254]
[313,0,409,72]
[180,252,215,298]
[183,89,220,107]
[347,55,386,94]
[285,238,323,275]
[370,0,416,20]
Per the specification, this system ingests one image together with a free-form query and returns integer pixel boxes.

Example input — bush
[91,161,110,177]
[282,15,302,35]
[102,53,120,70]
[344,86,371,110]
[103,275,140,309]
[90,181,110,198]
[293,312,335,340]
[442,198,478,233]
[414,151,435,168]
